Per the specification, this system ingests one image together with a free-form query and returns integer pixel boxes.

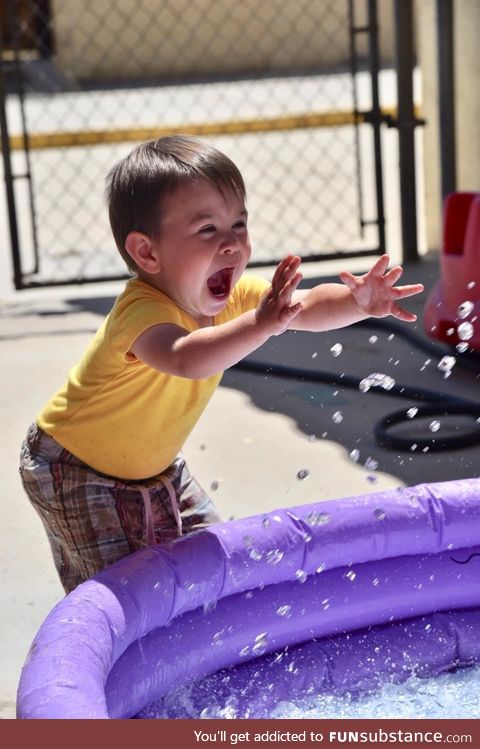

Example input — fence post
[394,0,419,263]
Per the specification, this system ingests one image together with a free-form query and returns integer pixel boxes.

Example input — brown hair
[105,135,246,271]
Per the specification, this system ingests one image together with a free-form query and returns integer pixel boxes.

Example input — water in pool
[139,663,480,719]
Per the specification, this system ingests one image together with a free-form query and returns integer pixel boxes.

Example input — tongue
[207,269,229,297]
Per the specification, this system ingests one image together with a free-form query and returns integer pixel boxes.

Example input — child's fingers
[391,303,417,322]
[393,283,424,299]
[369,254,390,276]
[338,270,358,290]
[384,265,403,286]
[276,270,303,305]
[271,255,301,293]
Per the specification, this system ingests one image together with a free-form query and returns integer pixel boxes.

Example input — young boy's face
[150,179,251,321]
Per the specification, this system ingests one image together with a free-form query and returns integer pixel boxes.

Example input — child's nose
[219,232,238,254]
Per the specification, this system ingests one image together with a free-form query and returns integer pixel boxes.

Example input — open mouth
[207,267,234,299]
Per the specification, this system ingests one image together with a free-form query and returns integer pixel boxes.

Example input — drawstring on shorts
[137,476,183,547]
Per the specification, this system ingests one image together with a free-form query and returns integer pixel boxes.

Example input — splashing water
[359,373,395,393]
[457,301,474,319]
[330,343,343,357]
[140,660,480,719]
[272,668,480,719]
[457,321,474,341]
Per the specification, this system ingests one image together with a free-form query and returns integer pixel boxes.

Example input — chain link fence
[1,0,392,288]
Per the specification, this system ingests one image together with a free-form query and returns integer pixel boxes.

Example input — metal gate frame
[1,0,421,291]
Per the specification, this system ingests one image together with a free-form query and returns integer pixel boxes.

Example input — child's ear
[124,231,161,273]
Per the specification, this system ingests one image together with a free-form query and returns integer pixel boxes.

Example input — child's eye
[199,225,216,235]
[233,220,247,231]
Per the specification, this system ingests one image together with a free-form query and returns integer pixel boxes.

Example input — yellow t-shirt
[37,275,270,480]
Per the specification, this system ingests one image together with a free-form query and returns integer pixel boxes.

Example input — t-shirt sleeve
[108,282,185,362]
[226,275,271,317]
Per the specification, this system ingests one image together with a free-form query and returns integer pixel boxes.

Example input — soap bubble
[457,301,474,319]
[457,321,474,341]
[330,343,343,357]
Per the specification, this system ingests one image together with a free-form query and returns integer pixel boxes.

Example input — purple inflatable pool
[17,479,480,719]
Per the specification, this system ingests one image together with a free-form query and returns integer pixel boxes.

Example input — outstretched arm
[290,254,424,332]
[130,256,303,379]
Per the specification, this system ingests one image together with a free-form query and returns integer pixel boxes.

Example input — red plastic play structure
[424,192,480,351]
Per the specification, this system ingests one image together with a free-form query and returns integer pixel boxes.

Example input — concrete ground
[1,252,479,719]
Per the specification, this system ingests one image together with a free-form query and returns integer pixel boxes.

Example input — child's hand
[339,254,424,322]
[256,255,303,335]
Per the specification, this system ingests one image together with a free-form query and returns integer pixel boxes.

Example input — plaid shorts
[19,423,221,593]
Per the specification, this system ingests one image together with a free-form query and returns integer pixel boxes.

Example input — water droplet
[311,352,318,359]
[307,434,316,442]
[305,510,330,526]
[252,632,269,655]
[437,355,456,375]
[120,576,129,586]
[199,443,206,451]
[295,569,308,583]
[366,474,378,483]
[456,341,469,353]
[321,598,331,609]
[296,468,310,480]
[239,645,250,657]
[266,549,284,565]
[374,507,386,521]
[372,577,380,586]
[387,334,395,341]
[429,420,441,432]
[316,562,327,573]
[457,321,474,341]
[359,372,395,393]
[330,343,343,357]
[406,407,418,418]
[369,335,378,344]
[213,630,225,645]
[467,281,476,290]
[243,535,254,548]
[349,448,360,462]
[364,456,379,471]
[276,604,293,618]
[410,443,418,451]
[424,623,432,633]
[153,581,161,590]
[457,301,474,318]
[203,600,216,615]
[332,410,343,423]
[345,570,356,581]
[420,359,431,371]
[262,517,270,528]
[210,480,219,491]
[446,327,455,336]
[248,548,263,561]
